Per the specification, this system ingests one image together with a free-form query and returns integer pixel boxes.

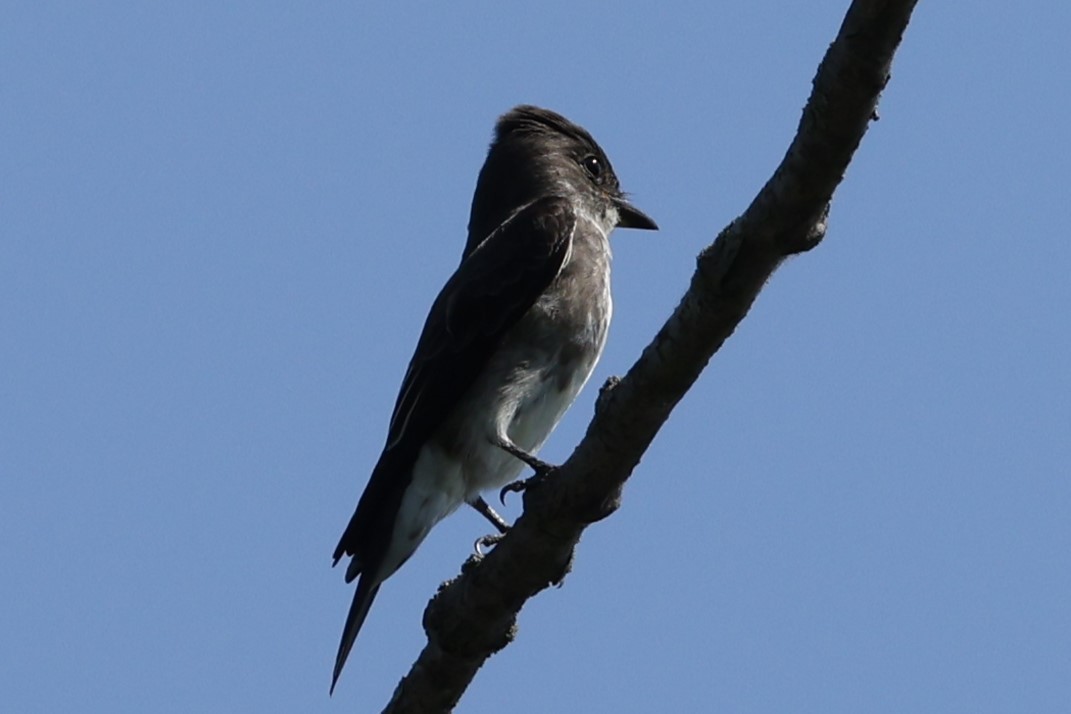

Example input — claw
[474,533,505,556]
[494,438,560,506]
[499,479,528,506]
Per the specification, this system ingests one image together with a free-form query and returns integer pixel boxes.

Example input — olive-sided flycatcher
[330,105,656,692]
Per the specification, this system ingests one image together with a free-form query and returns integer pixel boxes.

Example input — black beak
[614,197,658,230]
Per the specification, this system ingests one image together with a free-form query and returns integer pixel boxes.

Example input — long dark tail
[330,575,382,695]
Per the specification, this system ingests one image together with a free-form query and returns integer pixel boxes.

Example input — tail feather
[330,575,382,695]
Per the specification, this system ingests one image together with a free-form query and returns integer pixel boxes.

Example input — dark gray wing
[333,195,576,571]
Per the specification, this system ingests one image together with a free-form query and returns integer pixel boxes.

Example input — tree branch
[382,1,919,711]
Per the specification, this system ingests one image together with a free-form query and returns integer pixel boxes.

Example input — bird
[330,104,657,692]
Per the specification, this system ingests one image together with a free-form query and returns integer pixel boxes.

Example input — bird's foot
[506,447,557,475]
[498,466,557,506]
[474,532,506,556]
[495,439,558,504]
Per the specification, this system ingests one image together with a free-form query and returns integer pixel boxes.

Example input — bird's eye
[581,155,603,180]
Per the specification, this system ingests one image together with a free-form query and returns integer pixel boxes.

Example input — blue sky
[3,2,1069,712]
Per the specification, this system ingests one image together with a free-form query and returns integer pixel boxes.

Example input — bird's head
[465,105,656,259]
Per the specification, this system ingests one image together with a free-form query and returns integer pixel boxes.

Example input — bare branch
[382,1,919,711]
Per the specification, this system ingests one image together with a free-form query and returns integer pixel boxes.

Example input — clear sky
[3,2,1069,712]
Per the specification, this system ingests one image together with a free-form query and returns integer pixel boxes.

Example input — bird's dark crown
[492,105,622,193]
[495,106,606,157]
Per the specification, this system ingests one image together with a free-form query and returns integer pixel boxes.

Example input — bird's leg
[470,496,510,534]
[470,497,511,556]
[496,438,558,505]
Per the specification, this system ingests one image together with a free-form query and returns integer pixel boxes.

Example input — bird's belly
[508,359,593,453]
[382,359,594,579]
[462,348,599,497]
